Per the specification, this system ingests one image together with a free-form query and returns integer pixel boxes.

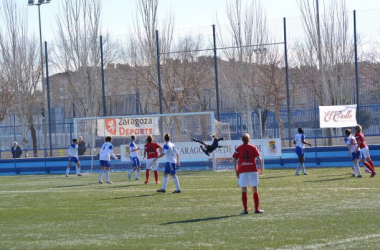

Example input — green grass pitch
[0,168,379,249]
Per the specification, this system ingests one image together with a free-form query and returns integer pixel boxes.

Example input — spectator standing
[78,136,87,156]
[11,142,22,159]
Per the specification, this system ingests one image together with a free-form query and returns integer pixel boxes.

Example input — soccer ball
[182,129,188,135]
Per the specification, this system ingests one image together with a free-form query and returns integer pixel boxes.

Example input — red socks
[364,162,375,173]
[145,170,150,180]
[242,192,248,212]
[368,159,376,172]
[242,192,260,212]
[154,171,159,182]
[253,193,260,211]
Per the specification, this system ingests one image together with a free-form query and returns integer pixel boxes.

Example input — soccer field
[0,168,379,250]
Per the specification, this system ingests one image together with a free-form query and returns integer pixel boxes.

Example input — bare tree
[53,0,119,117]
[296,0,354,144]
[297,0,354,104]
[53,0,118,148]
[127,0,214,114]
[0,0,41,156]
[217,0,269,137]
[124,0,174,114]
[124,0,217,140]
[257,44,288,141]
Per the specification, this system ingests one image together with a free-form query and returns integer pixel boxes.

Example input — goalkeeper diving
[193,134,225,156]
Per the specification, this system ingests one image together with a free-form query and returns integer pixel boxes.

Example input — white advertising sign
[319,105,357,128]
[97,117,160,137]
[120,138,281,162]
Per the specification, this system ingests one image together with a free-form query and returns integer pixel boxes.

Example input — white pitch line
[0,186,380,194]
[278,233,380,250]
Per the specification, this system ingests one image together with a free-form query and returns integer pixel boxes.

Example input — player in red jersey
[233,133,264,215]
[355,125,376,177]
[143,135,163,184]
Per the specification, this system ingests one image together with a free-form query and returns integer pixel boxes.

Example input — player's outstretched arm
[153,152,164,162]
[193,138,207,146]
[132,147,140,152]
[302,139,312,147]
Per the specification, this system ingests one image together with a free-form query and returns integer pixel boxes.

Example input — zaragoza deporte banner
[97,117,160,137]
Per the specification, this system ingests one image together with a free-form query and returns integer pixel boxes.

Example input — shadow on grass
[318,173,352,178]
[161,214,239,225]
[178,171,209,176]
[261,175,289,180]
[106,184,142,188]
[53,183,98,188]
[305,177,347,182]
[102,194,157,200]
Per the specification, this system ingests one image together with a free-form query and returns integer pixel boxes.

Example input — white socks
[162,176,168,190]
[296,163,306,174]
[161,175,180,191]
[354,163,361,176]
[99,170,104,181]
[296,163,301,174]
[136,170,140,179]
[301,163,306,174]
[173,176,180,191]
[105,171,110,182]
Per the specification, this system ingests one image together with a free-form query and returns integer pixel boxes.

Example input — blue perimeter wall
[0,145,379,175]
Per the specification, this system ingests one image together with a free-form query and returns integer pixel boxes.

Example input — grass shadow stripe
[305,177,347,182]
[161,214,239,225]
[53,183,98,188]
[101,194,158,200]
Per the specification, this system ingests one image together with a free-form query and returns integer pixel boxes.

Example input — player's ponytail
[147,135,153,143]
[164,133,170,142]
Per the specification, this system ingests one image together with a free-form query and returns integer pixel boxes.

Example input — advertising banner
[97,117,160,137]
[120,138,281,162]
[319,105,357,128]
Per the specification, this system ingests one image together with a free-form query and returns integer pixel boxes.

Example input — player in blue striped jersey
[128,135,141,180]
[294,128,312,176]
[344,129,362,178]
[154,133,181,193]
[66,139,82,177]
[99,136,118,184]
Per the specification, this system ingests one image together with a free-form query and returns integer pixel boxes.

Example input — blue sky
[25,0,380,43]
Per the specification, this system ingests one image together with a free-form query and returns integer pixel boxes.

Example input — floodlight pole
[45,41,53,156]
[283,17,292,147]
[353,10,360,123]
[155,30,163,114]
[100,35,107,116]
[28,0,50,156]
[212,25,220,121]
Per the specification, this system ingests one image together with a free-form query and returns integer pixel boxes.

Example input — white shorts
[238,172,259,187]
[360,147,370,159]
[145,158,159,171]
